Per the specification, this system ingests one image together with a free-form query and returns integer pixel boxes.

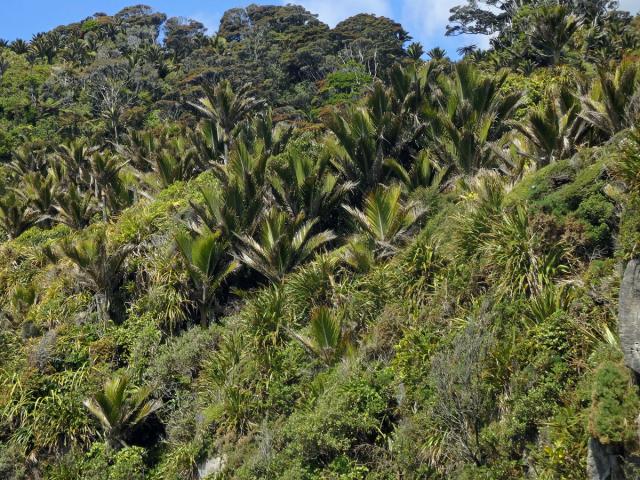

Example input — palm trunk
[200,286,209,327]
[223,140,229,165]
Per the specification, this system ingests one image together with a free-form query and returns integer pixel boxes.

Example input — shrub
[589,358,639,445]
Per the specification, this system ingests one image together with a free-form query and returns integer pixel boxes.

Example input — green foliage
[581,61,640,137]
[317,62,373,107]
[344,184,424,257]
[83,373,162,450]
[270,135,356,225]
[189,80,263,163]
[291,306,350,365]
[236,208,336,283]
[1,2,640,478]
[426,63,520,174]
[56,228,132,322]
[175,229,237,326]
[589,355,640,445]
[48,443,146,480]
[258,365,393,477]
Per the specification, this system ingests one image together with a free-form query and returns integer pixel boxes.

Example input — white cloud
[401,0,457,38]
[281,0,640,58]
[399,0,491,54]
[281,0,393,27]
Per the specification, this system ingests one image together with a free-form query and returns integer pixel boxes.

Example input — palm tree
[53,186,98,230]
[10,39,29,55]
[528,5,580,66]
[188,80,263,164]
[327,107,384,192]
[270,149,356,223]
[61,38,90,65]
[457,45,478,58]
[147,136,199,189]
[192,140,269,238]
[86,152,131,218]
[175,230,238,327]
[54,139,96,189]
[84,374,162,451]
[9,144,48,176]
[117,129,161,172]
[219,139,270,190]
[514,87,587,167]
[386,150,451,192]
[253,109,293,159]
[341,237,377,273]
[58,229,132,322]
[235,209,336,283]
[427,47,447,60]
[387,62,439,122]
[407,42,425,61]
[290,307,350,365]
[581,61,640,137]
[20,172,57,221]
[30,32,60,64]
[426,63,520,174]
[343,185,425,257]
[193,180,265,242]
[327,78,427,192]
[0,192,36,239]
[189,120,226,166]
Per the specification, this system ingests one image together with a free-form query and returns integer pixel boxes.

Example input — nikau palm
[20,172,57,220]
[188,80,263,164]
[175,230,238,327]
[528,5,580,67]
[52,186,98,230]
[290,307,350,365]
[344,185,425,257]
[0,192,37,239]
[84,374,162,451]
[58,229,132,322]
[270,150,356,222]
[192,141,269,239]
[236,209,336,283]
[581,61,640,137]
[327,82,419,192]
[386,150,451,191]
[427,63,520,174]
[515,87,587,167]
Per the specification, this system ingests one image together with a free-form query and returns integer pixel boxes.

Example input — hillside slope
[1,2,640,479]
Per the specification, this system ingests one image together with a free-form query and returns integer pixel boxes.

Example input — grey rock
[619,260,640,374]
[198,454,226,479]
[587,438,625,480]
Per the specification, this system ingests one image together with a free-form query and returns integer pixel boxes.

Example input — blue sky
[1,0,640,57]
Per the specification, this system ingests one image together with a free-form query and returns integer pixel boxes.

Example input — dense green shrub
[589,355,639,445]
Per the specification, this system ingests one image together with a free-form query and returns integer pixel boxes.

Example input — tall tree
[188,80,263,164]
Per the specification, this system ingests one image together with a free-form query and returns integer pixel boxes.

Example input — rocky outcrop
[198,454,226,479]
[587,438,625,480]
[619,260,640,374]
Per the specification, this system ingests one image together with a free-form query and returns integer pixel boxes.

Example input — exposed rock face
[198,454,226,479]
[619,260,640,374]
[587,438,625,480]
